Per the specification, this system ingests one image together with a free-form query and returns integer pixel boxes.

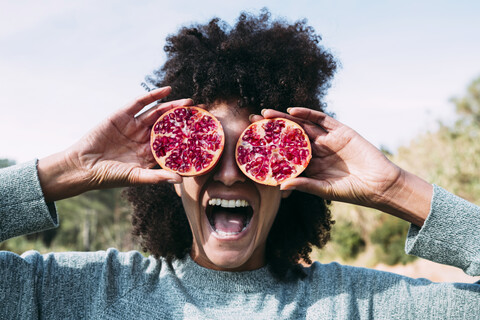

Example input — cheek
[177,175,213,222]
[258,186,283,224]
[177,175,209,202]
[175,181,200,222]
[177,180,203,237]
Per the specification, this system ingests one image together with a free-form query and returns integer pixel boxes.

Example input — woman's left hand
[253,107,432,226]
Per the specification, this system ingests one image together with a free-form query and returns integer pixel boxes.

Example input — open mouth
[206,198,254,236]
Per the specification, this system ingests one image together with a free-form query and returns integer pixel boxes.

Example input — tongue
[213,211,245,233]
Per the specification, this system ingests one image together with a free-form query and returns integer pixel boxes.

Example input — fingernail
[168,178,181,184]
[261,109,267,116]
[183,98,194,105]
[280,185,295,191]
[249,114,255,121]
[287,108,292,113]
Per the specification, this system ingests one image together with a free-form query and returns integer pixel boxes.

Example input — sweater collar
[171,254,278,293]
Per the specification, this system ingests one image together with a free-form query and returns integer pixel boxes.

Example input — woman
[1,11,479,319]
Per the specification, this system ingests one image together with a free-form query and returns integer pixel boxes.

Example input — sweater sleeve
[305,261,480,319]
[405,184,480,276]
[0,248,162,319]
[0,160,59,242]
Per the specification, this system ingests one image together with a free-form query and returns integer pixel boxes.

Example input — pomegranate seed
[235,118,311,186]
[150,106,225,176]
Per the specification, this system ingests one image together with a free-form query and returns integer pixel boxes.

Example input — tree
[2,186,139,254]
[316,75,480,266]
[452,77,480,125]
[393,76,480,202]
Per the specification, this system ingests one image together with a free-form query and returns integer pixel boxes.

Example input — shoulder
[300,261,433,294]
[3,248,166,280]
[4,249,172,299]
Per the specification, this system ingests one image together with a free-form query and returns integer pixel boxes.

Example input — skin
[37,87,432,272]
[174,100,292,271]
[38,87,190,202]
[253,108,432,226]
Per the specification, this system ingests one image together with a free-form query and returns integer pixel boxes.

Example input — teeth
[208,198,250,208]
[215,227,247,236]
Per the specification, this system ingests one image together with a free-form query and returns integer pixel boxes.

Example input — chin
[209,254,249,270]
[201,243,263,271]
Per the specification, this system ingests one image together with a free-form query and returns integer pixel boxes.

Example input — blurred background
[1,0,479,282]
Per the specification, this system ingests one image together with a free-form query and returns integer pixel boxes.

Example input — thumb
[131,168,183,185]
[280,177,332,199]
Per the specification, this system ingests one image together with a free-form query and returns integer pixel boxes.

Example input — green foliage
[370,216,416,265]
[2,188,140,254]
[394,75,480,202]
[0,158,16,168]
[330,221,366,261]
[322,75,480,267]
[374,75,480,265]
[53,188,139,252]
[451,77,480,125]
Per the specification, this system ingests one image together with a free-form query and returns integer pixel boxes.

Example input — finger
[261,108,330,142]
[139,98,194,126]
[261,109,311,127]
[280,177,333,199]
[130,167,183,185]
[125,86,172,116]
[249,114,264,122]
[261,109,292,120]
[287,107,342,132]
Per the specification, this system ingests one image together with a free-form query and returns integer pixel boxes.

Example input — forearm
[406,184,480,276]
[0,160,58,242]
[374,168,433,227]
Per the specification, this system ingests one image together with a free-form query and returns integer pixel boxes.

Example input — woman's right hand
[256,107,432,226]
[38,87,193,202]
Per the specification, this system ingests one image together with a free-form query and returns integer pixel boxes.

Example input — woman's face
[174,100,291,271]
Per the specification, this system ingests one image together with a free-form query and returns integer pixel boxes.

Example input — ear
[174,183,182,197]
[281,189,293,199]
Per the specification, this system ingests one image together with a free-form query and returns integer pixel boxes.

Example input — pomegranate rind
[235,118,312,186]
[150,106,225,176]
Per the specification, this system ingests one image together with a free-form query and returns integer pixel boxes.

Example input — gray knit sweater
[1,161,479,319]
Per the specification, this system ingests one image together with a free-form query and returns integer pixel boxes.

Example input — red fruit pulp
[235,118,311,186]
[150,106,225,176]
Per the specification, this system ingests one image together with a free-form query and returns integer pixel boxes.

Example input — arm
[256,108,480,274]
[0,88,190,317]
[306,261,480,318]
[406,184,480,276]
[38,86,190,202]
[257,107,432,226]
[1,87,191,241]
[0,160,58,241]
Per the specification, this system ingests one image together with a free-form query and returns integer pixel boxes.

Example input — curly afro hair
[126,9,337,281]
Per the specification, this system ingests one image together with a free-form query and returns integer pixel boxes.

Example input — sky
[1,0,479,163]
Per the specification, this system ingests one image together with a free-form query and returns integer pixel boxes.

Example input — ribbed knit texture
[1,162,479,319]
[406,184,480,276]
[0,160,57,242]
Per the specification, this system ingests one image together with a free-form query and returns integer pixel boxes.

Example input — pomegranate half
[150,106,225,176]
[235,118,312,186]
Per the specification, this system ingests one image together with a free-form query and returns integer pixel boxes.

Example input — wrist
[37,150,92,202]
[374,168,433,227]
